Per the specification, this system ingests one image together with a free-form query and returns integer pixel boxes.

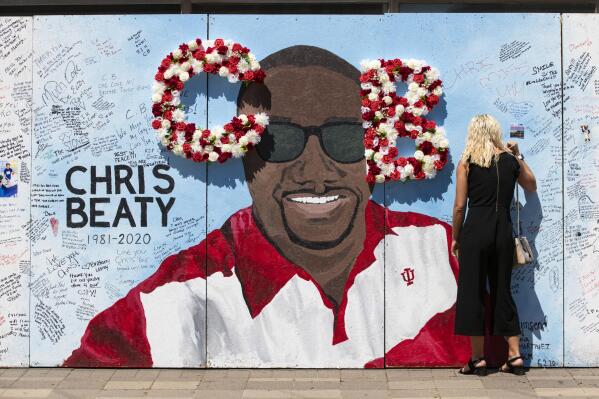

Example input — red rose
[412,116,423,126]
[161,58,171,69]
[201,129,211,138]
[419,141,433,155]
[380,138,389,147]
[382,154,393,164]
[427,94,439,107]
[179,43,189,53]
[413,74,424,83]
[214,38,225,47]
[162,92,173,103]
[185,130,193,141]
[152,104,162,117]
[217,45,228,55]
[369,101,381,112]
[232,43,243,53]
[155,72,164,82]
[192,152,203,162]
[254,125,265,134]
[247,114,256,124]
[388,147,399,158]
[359,73,371,83]
[163,110,173,120]
[362,111,375,121]
[175,80,184,91]
[151,119,162,129]
[396,157,407,167]
[223,123,234,132]
[366,174,376,184]
[424,120,436,131]
[387,107,396,117]
[254,70,266,82]
[415,170,425,179]
[361,98,370,107]
[414,100,424,108]
[434,160,444,170]
[364,138,374,149]
[410,130,419,139]
[193,50,206,60]
[185,123,196,134]
[390,170,401,181]
[175,122,186,131]
[183,143,191,154]
[399,97,409,107]
[220,136,229,144]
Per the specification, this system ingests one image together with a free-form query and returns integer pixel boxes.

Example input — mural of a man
[65,46,469,368]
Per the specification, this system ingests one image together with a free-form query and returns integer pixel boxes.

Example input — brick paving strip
[0,368,598,398]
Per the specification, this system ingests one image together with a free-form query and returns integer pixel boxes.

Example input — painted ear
[150,38,269,163]
[360,58,449,183]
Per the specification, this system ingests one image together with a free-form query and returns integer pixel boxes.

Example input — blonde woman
[452,114,536,376]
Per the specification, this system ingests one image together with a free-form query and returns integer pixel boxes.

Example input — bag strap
[515,182,521,236]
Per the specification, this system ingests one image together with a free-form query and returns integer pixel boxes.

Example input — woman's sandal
[500,355,525,376]
[458,358,487,376]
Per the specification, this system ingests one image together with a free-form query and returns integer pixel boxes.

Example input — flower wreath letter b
[151,38,269,163]
[360,58,449,183]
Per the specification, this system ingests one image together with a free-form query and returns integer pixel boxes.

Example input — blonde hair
[461,114,506,168]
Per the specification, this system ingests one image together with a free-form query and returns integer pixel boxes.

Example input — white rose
[374,111,383,120]
[151,93,162,103]
[239,136,249,146]
[255,113,269,126]
[163,69,174,80]
[408,82,420,92]
[374,152,384,162]
[172,48,183,59]
[160,137,170,146]
[367,92,379,101]
[191,142,202,153]
[187,40,198,50]
[433,86,443,96]
[375,174,385,184]
[364,149,374,159]
[179,71,190,82]
[395,104,405,115]
[382,81,396,94]
[180,61,191,71]
[172,109,185,122]
[239,114,248,123]
[161,120,171,129]
[403,163,414,177]
[213,127,224,139]
[152,82,166,95]
[227,74,239,83]
[218,66,229,77]
[414,150,424,161]
[204,145,214,153]
[172,145,183,156]
[381,163,395,176]
[237,59,249,73]
[412,107,423,116]
[208,152,219,162]
[192,130,202,141]
[250,60,260,71]
[439,138,449,148]
[248,132,260,144]
[220,144,232,153]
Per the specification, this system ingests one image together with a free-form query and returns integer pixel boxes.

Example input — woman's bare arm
[451,160,468,256]
[507,141,536,192]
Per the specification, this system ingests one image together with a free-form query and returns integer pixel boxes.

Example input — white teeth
[289,195,340,204]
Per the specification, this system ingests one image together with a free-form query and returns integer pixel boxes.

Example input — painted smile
[287,195,340,204]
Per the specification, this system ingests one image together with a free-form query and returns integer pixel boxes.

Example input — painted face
[240,64,371,250]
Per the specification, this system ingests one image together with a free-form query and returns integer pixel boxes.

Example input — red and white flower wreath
[360,58,449,183]
[151,38,269,163]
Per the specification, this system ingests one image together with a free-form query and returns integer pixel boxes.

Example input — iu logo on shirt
[401,267,415,286]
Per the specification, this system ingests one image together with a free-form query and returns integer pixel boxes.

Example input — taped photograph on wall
[0,160,18,198]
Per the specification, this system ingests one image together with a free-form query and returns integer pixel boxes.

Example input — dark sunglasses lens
[256,124,305,162]
[322,124,365,163]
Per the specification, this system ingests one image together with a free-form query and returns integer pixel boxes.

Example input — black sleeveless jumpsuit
[454,152,522,336]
